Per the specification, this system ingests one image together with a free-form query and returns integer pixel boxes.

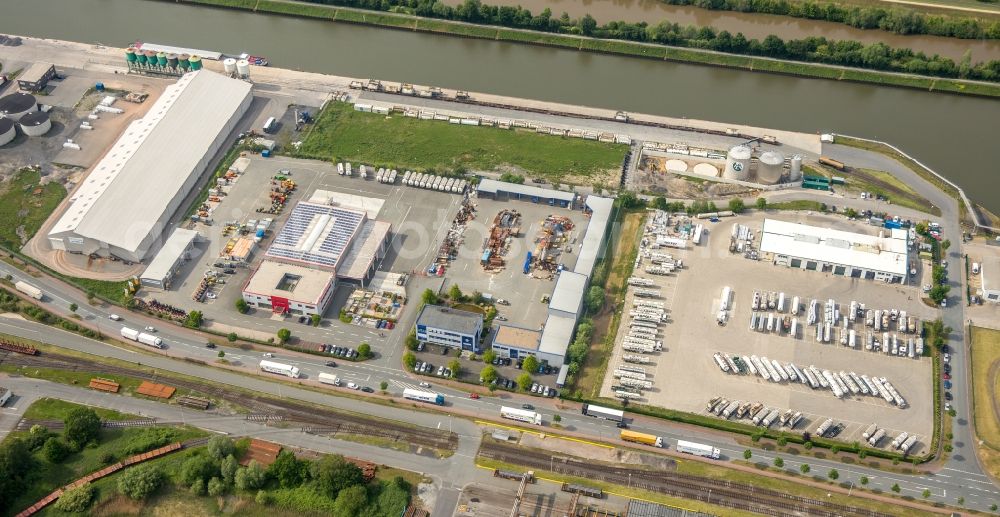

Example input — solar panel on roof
[266,202,365,269]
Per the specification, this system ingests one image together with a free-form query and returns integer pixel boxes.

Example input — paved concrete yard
[455,478,626,517]
[601,212,935,454]
[445,194,590,330]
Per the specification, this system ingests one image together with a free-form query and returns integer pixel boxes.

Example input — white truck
[14,281,43,300]
[676,440,720,459]
[318,372,341,386]
[260,360,301,378]
[500,406,542,425]
[120,327,164,348]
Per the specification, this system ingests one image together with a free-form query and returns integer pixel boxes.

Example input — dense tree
[184,310,203,328]
[181,455,219,486]
[404,352,417,370]
[0,438,35,509]
[269,450,307,488]
[447,359,461,378]
[421,288,439,306]
[235,461,267,491]
[277,328,291,344]
[828,469,839,480]
[207,476,226,496]
[118,465,164,500]
[311,455,364,497]
[728,198,745,213]
[585,286,605,313]
[207,436,235,459]
[370,476,411,517]
[333,484,368,517]
[221,455,239,486]
[516,372,533,391]
[482,349,497,364]
[448,284,464,301]
[235,298,249,314]
[358,342,372,358]
[522,355,540,374]
[480,365,498,385]
[43,437,70,463]
[405,331,419,350]
[64,408,101,447]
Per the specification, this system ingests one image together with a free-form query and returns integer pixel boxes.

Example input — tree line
[306,0,1000,82]
[658,0,1000,40]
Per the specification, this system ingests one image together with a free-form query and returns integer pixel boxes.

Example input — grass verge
[21,397,134,421]
[295,102,626,183]
[0,168,67,250]
[767,200,827,211]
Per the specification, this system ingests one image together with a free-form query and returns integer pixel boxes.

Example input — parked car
[298,316,306,324]
[325,361,337,367]
[223,268,236,274]
[522,404,534,410]
[945,391,953,401]
[361,387,374,393]
[109,314,122,321]
[205,343,216,349]
[417,343,425,352]
[942,373,951,380]
[144,326,156,332]
[943,363,951,373]
[944,353,951,363]
[469,393,480,399]
[945,402,952,412]
[419,382,431,388]
[347,382,359,390]
[944,380,953,390]
[437,366,445,376]
[616,421,628,429]
[263,352,274,358]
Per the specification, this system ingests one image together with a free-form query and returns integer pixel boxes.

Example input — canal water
[450,0,1000,62]
[2,0,998,212]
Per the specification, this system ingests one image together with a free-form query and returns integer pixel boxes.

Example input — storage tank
[20,111,51,136]
[789,154,803,181]
[156,52,167,67]
[166,53,179,69]
[125,47,138,63]
[0,92,38,121]
[135,49,147,65]
[236,59,250,77]
[223,58,237,74]
[757,151,785,185]
[178,54,190,70]
[188,55,202,70]
[143,50,157,65]
[0,118,15,147]
[723,145,752,180]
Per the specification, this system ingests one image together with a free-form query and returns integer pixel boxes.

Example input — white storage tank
[723,145,752,181]
[223,58,237,74]
[0,118,15,146]
[236,59,250,77]
[789,154,803,181]
[757,151,785,185]
[20,111,51,136]
[0,92,38,121]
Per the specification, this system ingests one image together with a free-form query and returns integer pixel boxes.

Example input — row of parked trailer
[861,422,920,452]
[713,352,908,407]
[706,396,803,429]
[335,162,468,193]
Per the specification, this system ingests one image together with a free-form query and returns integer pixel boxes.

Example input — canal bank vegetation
[180,0,1000,97]
[294,101,627,183]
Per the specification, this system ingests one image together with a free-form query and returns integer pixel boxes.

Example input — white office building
[415,305,484,353]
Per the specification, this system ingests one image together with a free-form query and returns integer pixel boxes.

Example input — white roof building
[139,228,201,290]
[759,219,909,282]
[549,271,587,318]
[982,259,1000,303]
[242,260,337,316]
[575,196,614,277]
[48,70,252,262]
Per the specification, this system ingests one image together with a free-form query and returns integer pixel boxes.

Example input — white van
[973,262,981,274]
[262,116,278,134]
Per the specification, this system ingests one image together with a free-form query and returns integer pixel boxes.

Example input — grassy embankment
[805,163,942,216]
[296,102,626,184]
[179,0,1000,98]
[0,169,66,251]
[3,399,207,517]
[970,326,1000,478]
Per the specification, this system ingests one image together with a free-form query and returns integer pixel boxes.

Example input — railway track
[480,441,895,517]
[0,351,457,452]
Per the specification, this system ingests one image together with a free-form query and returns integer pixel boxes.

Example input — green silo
[126,47,137,63]
[188,55,202,70]
[135,49,147,65]
[144,50,157,66]
[178,54,190,70]
[156,52,167,67]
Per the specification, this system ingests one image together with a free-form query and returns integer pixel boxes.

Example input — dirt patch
[636,156,757,199]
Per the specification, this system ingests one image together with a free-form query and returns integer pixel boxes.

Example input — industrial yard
[600,210,935,454]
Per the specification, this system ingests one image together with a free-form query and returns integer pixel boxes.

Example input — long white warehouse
[47,70,252,262]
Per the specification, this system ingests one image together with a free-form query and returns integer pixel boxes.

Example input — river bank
[175,0,1000,98]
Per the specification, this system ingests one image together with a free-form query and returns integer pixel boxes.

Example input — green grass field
[970,326,1000,478]
[4,399,207,517]
[296,102,627,183]
[0,169,66,250]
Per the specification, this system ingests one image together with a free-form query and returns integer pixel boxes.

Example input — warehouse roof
[49,70,252,253]
[575,195,614,277]
[337,220,391,280]
[982,258,1000,293]
[539,313,576,357]
[626,500,713,517]
[140,228,200,284]
[243,260,335,304]
[477,179,577,203]
[19,62,54,84]
[493,325,541,351]
[759,218,908,275]
[549,271,587,315]
[416,305,482,335]
[266,202,366,271]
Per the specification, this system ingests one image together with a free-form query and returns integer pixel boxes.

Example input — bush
[118,464,164,500]
[499,173,525,184]
[358,342,371,359]
[333,484,368,517]
[403,352,417,370]
[235,298,249,314]
[221,454,239,486]
[207,476,225,496]
[447,359,461,378]
[228,332,238,342]
[181,455,220,486]
[480,365,498,385]
[773,457,784,468]
[256,489,272,506]
[728,198,745,213]
[184,310,203,328]
[310,455,363,497]
[585,286,604,313]
[54,482,94,512]
[190,478,206,495]
[828,469,839,480]
[405,331,419,351]
[235,460,267,491]
[64,408,101,447]
[516,372,533,391]
[800,464,810,474]
[207,436,235,459]
[277,328,291,344]
[756,197,767,210]
[43,437,71,463]
[522,355,539,374]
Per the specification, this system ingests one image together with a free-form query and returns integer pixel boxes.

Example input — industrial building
[982,259,1000,303]
[17,62,57,92]
[490,325,541,361]
[264,201,391,284]
[0,118,15,147]
[537,314,576,368]
[759,218,909,283]
[241,260,337,316]
[0,92,37,121]
[139,228,202,290]
[415,304,484,353]
[625,500,713,517]
[47,70,252,262]
[548,271,587,319]
[476,179,576,208]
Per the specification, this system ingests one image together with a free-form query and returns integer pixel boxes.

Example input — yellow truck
[620,429,664,448]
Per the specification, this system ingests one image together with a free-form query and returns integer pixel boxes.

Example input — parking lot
[409,342,561,397]
[600,211,935,454]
